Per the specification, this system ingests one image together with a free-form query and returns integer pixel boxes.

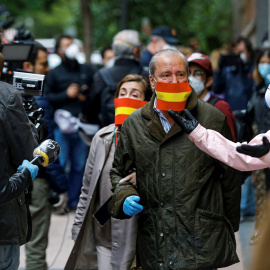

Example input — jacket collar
[98,124,115,142]
[141,87,198,142]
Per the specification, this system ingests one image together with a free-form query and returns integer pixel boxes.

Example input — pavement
[19,212,256,270]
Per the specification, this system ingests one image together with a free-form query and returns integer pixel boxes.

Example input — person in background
[189,37,201,52]
[213,36,254,111]
[187,52,236,141]
[101,46,115,67]
[140,26,179,68]
[65,74,152,270]
[45,35,96,210]
[22,40,68,270]
[252,48,270,147]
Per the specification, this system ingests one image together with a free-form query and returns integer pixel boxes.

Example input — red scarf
[114,98,148,126]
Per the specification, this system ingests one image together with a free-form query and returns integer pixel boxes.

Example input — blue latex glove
[17,160,39,180]
[123,195,143,216]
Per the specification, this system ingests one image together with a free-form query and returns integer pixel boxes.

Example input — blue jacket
[213,62,254,111]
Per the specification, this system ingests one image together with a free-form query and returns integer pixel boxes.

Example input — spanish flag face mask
[155,80,192,111]
[114,98,148,126]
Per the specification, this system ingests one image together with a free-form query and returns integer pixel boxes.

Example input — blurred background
[1,0,269,66]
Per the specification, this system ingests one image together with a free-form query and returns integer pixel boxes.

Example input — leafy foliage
[2,0,232,54]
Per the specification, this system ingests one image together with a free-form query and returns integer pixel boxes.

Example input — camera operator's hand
[168,109,198,134]
[66,83,79,99]
[17,160,39,180]
[52,192,68,211]
[236,137,270,158]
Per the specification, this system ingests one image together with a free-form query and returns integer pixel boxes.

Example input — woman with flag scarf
[65,74,152,270]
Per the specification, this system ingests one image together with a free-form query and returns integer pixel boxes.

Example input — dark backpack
[99,66,144,127]
[99,68,118,127]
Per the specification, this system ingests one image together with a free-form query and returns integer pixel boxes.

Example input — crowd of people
[1,24,270,270]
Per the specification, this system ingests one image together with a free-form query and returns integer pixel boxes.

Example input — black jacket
[45,60,96,117]
[0,81,37,245]
[87,57,148,127]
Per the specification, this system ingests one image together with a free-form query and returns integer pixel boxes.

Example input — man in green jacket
[108,49,242,270]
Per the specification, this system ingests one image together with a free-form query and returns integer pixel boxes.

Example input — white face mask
[189,76,205,96]
[65,43,80,60]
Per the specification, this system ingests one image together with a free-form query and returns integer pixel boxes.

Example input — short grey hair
[149,49,189,76]
[112,29,141,57]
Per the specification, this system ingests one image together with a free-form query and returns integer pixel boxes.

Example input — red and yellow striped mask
[114,98,148,126]
[155,81,192,111]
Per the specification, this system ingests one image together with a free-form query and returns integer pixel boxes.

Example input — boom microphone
[31,139,61,167]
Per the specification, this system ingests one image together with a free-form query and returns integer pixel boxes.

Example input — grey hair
[149,49,189,76]
[112,29,140,57]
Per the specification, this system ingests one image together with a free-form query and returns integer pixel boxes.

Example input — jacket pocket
[194,208,239,268]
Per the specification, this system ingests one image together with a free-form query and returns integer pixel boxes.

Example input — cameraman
[21,41,68,270]
[0,52,38,269]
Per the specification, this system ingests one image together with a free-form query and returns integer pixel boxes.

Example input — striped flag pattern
[114,98,148,126]
[156,81,192,111]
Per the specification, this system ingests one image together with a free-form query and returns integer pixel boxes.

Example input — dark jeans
[54,128,89,208]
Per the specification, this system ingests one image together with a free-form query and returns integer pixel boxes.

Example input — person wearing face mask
[45,35,96,210]
[212,36,254,111]
[107,49,242,270]
[187,52,236,141]
[253,48,270,136]
[65,74,152,270]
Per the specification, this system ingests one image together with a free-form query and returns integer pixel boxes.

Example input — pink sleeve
[188,124,268,171]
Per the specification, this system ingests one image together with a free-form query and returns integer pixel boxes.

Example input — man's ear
[149,74,156,90]
[22,61,34,72]
[205,76,213,88]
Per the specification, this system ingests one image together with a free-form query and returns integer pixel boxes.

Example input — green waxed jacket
[108,90,242,270]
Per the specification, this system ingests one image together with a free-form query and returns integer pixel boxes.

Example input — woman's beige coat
[65,124,137,270]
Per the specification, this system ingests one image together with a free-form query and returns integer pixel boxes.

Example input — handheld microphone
[31,139,61,167]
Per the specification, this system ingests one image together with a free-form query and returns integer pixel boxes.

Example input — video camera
[0,10,46,141]
[1,42,45,95]
[1,41,46,139]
